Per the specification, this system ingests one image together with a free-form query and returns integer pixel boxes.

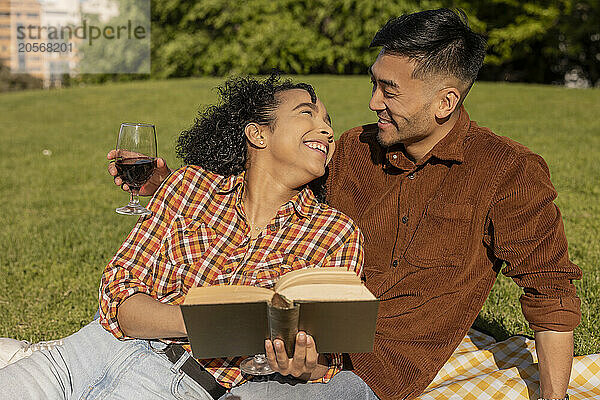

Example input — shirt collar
[270,186,320,221]
[386,106,470,169]
[215,171,319,220]
[216,172,245,194]
[288,186,320,219]
[427,106,470,164]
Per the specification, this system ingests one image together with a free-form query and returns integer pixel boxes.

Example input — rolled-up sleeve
[99,168,185,339]
[489,153,582,332]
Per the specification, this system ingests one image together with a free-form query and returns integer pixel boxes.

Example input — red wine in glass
[115,123,157,216]
[115,157,156,191]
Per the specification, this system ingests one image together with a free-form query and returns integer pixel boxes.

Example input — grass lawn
[0,77,598,356]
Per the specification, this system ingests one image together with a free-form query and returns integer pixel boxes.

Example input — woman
[0,74,363,400]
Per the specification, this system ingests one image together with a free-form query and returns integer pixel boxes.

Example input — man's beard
[376,106,431,148]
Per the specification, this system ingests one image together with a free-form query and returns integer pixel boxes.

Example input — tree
[555,0,600,87]
[150,0,443,78]
[0,61,43,92]
[447,0,599,85]
[74,0,599,85]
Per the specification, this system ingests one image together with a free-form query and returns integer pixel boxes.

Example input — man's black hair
[370,8,487,91]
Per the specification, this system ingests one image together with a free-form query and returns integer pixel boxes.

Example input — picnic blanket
[2,329,599,398]
[417,329,600,400]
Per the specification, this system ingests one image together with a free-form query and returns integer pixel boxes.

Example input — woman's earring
[260,140,264,145]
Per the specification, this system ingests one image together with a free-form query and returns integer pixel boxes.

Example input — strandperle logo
[9,0,150,75]
[16,20,147,46]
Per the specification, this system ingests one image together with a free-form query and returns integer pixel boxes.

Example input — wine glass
[239,353,275,376]
[114,122,157,216]
[240,300,299,375]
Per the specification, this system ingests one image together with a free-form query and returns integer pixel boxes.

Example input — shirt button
[407,173,415,180]
[402,216,408,224]
[268,225,276,232]
[392,154,398,159]
[392,260,399,267]
[224,268,232,274]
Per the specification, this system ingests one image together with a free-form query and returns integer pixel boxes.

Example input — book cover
[181,268,379,359]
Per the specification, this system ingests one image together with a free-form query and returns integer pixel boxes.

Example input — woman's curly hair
[176,73,328,202]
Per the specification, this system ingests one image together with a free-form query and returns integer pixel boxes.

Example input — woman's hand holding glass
[108,150,171,197]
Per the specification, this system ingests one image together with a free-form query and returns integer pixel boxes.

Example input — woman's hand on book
[265,331,328,380]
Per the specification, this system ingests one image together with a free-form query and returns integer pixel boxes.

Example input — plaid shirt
[99,165,363,388]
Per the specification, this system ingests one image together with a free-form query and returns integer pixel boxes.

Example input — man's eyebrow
[368,66,398,89]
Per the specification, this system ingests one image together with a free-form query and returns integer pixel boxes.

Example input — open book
[181,267,379,359]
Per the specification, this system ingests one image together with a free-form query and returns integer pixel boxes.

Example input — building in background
[38,0,80,87]
[1,0,120,87]
[0,0,44,80]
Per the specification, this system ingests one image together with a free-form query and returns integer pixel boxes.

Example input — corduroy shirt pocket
[163,216,217,266]
[404,203,474,268]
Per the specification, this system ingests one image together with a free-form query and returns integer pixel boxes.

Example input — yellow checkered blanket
[417,329,600,399]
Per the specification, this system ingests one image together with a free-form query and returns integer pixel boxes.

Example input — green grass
[0,77,598,356]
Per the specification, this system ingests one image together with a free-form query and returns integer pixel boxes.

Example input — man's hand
[265,331,328,381]
[107,150,171,196]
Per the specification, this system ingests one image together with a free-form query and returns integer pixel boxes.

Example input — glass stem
[129,191,140,206]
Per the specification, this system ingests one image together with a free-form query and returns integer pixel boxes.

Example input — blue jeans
[222,371,380,400]
[0,319,212,399]
[0,319,379,399]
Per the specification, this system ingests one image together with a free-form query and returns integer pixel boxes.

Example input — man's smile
[377,115,395,129]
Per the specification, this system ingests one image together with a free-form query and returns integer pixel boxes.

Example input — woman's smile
[303,139,329,157]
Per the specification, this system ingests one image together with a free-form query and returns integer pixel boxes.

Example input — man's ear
[244,123,266,148]
[435,87,461,120]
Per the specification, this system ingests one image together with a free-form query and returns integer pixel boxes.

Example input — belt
[164,344,227,399]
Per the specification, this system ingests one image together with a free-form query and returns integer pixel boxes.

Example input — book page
[279,283,376,302]
[274,267,359,293]
[183,285,274,305]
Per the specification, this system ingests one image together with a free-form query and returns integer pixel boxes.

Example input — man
[109,8,580,400]
[323,9,580,400]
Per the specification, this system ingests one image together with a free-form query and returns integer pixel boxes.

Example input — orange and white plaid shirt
[99,165,364,389]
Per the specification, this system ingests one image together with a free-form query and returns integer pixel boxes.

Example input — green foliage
[150,0,444,77]
[452,0,599,85]
[0,77,598,355]
[74,0,151,85]
[457,1,565,66]
[554,1,600,86]
[148,0,599,84]
[0,62,43,92]
[70,0,599,85]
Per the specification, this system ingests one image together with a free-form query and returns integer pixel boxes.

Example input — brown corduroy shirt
[326,107,582,400]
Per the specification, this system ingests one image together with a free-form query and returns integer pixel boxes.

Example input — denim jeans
[0,319,213,399]
[222,371,380,400]
[0,319,379,400]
